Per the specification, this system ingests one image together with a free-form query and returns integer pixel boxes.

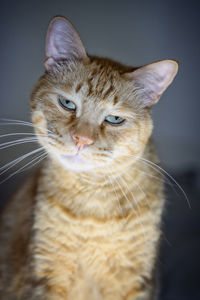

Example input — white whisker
[0,138,39,150]
[0,132,46,138]
[1,118,34,124]
[19,152,47,173]
[106,168,139,221]
[0,147,45,175]
[118,173,140,210]
[114,157,164,184]
[133,181,150,209]
[104,169,124,217]
[116,173,147,240]
[139,157,191,209]
[0,118,53,134]
[114,153,189,207]
[0,152,47,184]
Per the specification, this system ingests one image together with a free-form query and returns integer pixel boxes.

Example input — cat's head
[31,16,178,173]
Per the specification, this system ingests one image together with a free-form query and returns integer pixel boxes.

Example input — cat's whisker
[123,171,152,211]
[4,119,54,135]
[119,152,188,207]
[19,152,48,173]
[133,167,163,183]
[115,153,184,197]
[0,133,57,151]
[0,151,47,185]
[106,168,141,222]
[116,173,147,240]
[1,118,34,124]
[0,132,47,138]
[0,137,39,150]
[0,147,45,175]
[139,157,191,209]
[118,173,140,210]
[133,181,151,209]
[0,137,38,145]
[104,169,124,218]
[112,158,158,211]
[0,122,48,134]
[105,165,151,242]
[0,118,40,128]
[0,118,53,134]
[113,157,164,184]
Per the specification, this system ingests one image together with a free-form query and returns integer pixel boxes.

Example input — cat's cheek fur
[115,117,153,159]
[32,111,48,140]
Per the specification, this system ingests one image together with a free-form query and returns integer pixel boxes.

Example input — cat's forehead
[53,58,131,107]
[77,78,116,107]
[74,59,121,100]
[44,58,140,115]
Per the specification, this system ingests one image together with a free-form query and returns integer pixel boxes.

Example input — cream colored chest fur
[32,187,161,300]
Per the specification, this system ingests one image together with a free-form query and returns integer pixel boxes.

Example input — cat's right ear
[123,60,178,107]
[44,16,88,71]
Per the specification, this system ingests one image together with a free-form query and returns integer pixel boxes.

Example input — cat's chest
[32,191,158,287]
[34,185,155,252]
[34,192,142,254]
[34,193,138,244]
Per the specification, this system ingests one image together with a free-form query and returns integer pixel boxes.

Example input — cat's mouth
[57,153,94,172]
[61,154,85,164]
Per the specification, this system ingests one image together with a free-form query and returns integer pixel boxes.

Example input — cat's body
[0,17,178,300]
[0,144,163,300]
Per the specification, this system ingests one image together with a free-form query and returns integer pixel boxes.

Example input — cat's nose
[72,134,94,150]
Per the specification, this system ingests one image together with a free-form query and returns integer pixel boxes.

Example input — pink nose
[72,134,94,150]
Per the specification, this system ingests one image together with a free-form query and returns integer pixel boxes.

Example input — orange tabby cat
[0,16,178,300]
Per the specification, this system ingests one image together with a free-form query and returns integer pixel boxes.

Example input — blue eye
[59,97,76,111]
[105,115,125,125]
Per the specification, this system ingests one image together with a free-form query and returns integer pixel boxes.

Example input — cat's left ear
[124,60,178,107]
[44,16,88,71]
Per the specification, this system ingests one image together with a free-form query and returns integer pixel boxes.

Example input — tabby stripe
[103,84,114,99]
[87,78,93,97]
[113,95,119,105]
[75,82,83,93]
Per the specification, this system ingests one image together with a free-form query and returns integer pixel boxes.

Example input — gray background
[0,0,200,172]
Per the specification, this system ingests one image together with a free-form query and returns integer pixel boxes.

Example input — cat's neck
[42,155,141,187]
[38,145,161,220]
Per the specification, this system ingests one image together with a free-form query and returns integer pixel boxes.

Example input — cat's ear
[124,60,178,107]
[44,16,88,70]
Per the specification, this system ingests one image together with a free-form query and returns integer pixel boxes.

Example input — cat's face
[30,17,178,173]
[31,59,152,172]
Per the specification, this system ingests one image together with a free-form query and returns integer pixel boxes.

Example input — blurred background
[0,0,200,299]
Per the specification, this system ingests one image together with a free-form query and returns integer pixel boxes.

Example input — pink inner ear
[45,17,88,70]
[127,60,178,106]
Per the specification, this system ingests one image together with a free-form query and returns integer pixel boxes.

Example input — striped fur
[0,18,178,300]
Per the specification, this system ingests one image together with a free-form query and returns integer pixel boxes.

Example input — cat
[0,16,178,300]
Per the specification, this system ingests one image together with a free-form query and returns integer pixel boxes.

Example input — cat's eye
[59,97,76,111]
[105,115,125,125]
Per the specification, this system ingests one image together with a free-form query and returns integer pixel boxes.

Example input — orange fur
[0,16,178,300]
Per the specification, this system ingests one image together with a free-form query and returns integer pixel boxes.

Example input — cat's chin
[56,154,94,172]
